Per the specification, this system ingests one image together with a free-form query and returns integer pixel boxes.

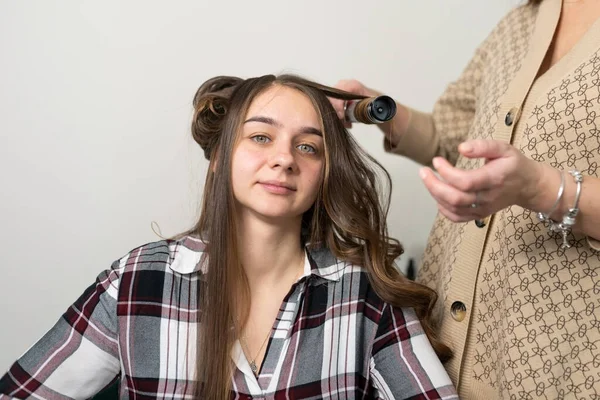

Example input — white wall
[0,0,520,371]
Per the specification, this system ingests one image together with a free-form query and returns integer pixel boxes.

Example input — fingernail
[419,168,427,179]
[432,158,441,169]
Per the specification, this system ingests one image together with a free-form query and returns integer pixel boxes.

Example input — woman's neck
[235,214,305,287]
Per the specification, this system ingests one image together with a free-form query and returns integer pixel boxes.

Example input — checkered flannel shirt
[0,236,457,399]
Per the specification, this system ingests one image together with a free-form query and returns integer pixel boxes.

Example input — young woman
[0,74,457,399]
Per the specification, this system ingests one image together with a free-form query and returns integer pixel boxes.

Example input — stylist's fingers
[419,167,477,211]
[432,157,493,192]
[333,79,368,94]
[329,97,346,121]
[437,203,478,223]
[330,79,370,121]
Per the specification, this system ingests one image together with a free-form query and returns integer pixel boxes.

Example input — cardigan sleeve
[384,35,489,167]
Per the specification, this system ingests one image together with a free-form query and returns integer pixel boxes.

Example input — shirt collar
[167,236,345,282]
[167,236,206,275]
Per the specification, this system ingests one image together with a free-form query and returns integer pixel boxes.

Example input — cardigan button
[475,216,489,228]
[450,301,467,322]
[505,107,519,126]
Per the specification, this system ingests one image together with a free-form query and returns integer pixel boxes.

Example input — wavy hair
[187,74,451,398]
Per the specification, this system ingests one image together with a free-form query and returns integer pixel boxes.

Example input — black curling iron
[344,95,397,124]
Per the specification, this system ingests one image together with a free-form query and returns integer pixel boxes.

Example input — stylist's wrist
[522,161,562,217]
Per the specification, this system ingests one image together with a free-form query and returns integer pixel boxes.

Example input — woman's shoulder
[111,234,207,276]
[306,245,371,284]
[475,2,540,57]
[307,248,392,309]
[315,253,425,327]
[504,1,539,21]
[496,2,540,37]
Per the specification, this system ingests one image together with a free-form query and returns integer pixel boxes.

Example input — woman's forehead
[246,86,318,120]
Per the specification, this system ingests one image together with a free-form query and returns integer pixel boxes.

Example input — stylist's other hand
[331,80,380,128]
[418,139,548,222]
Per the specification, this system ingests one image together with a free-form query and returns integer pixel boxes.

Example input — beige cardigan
[386,0,600,398]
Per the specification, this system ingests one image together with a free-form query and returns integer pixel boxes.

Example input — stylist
[331,0,600,398]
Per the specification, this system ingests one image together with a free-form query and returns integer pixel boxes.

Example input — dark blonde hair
[188,74,451,398]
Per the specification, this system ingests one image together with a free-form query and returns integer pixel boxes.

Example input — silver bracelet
[537,169,565,226]
[549,169,584,249]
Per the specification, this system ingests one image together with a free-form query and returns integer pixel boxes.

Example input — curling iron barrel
[344,95,397,124]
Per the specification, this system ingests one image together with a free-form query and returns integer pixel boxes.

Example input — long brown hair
[187,74,451,398]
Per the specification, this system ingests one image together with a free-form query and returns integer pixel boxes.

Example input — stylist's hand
[331,80,381,128]
[418,139,549,222]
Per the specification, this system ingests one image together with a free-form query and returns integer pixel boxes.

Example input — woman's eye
[297,144,316,154]
[251,135,270,144]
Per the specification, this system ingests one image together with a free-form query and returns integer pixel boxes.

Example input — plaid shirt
[0,236,457,399]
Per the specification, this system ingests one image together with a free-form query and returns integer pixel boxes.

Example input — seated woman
[0,74,457,399]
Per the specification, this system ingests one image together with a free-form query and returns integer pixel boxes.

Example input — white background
[0,0,520,371]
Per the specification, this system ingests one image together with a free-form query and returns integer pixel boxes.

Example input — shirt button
[450,301,467,322]
[505,108,518,126]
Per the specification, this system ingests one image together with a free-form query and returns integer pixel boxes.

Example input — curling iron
[344,95,397,124]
